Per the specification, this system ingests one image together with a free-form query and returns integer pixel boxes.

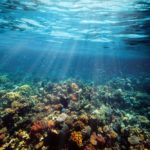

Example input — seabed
[0,74,150,150]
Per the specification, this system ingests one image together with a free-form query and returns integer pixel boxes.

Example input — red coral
[0,133,5,141]
[31,120,55,132]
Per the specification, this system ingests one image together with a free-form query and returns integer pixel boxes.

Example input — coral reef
[0,74,149,149]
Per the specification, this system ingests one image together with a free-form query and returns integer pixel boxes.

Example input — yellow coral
[18,85,31,94]
[11,101,23,109]
[4,92,21,101]
[5,108,15,113]
[16,129,30,140]
[71,83,79,91]
[108,130,118,139]
[70,131,83,147]
[79,114,89,124]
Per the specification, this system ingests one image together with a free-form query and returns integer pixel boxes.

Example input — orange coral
[70,131,83,147]
[47,120,55,128]
[90,132,97,145]
[90,132,105,146]
[31,120,55,132]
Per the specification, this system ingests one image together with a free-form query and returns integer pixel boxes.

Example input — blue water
[0,0,150,82]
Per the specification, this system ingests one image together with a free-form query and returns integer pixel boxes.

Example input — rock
[56,113,68,122]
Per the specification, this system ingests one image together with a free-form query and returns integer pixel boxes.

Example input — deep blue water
[0,0,150,82]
